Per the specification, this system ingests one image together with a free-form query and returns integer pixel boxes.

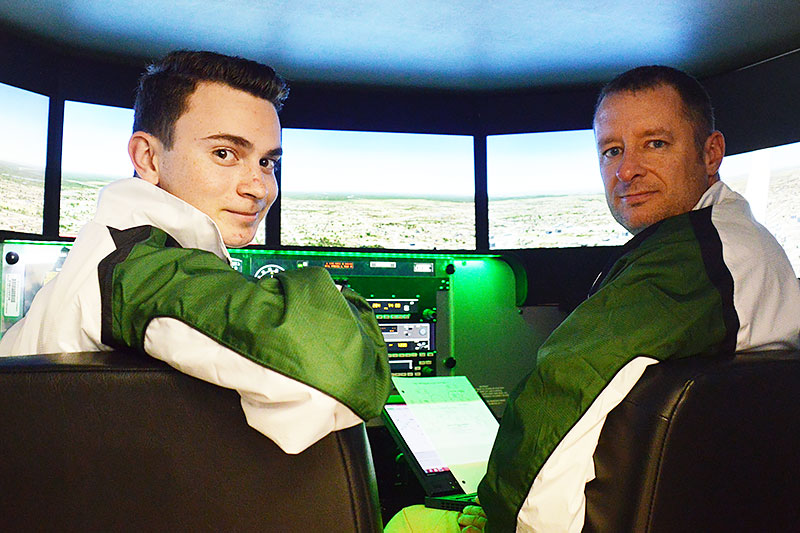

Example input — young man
[0,51,391,454]
[387,66,800,532]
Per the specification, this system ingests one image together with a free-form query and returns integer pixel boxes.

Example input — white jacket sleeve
[516,356,658,532]
[143,317,362,454]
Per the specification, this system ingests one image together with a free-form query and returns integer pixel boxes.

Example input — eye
[260,157,278,171]
[213,148,236,161]
[602,147,622,158]
[648,140,667,148]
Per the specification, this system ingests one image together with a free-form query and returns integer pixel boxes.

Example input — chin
[222,233,254,248]
[617,206,665,234]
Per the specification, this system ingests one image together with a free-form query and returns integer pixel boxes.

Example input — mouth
[619,190,657,205]
[227,209,262,223]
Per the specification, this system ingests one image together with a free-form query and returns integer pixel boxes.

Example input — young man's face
[143,81,281,246]
[594,84,723,234]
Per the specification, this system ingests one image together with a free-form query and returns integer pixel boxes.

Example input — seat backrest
[0,351,383,533]
[584,351,800,533]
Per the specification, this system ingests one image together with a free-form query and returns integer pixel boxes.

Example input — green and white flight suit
[0,178,391,453]
[479,181,800,532]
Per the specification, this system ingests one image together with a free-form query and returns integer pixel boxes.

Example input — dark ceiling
[1,1,799,91]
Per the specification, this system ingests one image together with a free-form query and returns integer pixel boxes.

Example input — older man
[388,66,800,532]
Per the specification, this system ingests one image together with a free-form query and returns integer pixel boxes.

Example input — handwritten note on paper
[392,376,499,493]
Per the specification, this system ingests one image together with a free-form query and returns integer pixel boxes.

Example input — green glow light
[5,240,72,246]
[230,248,499,260]
[5,241,500,262]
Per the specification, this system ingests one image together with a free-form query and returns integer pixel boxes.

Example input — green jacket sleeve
[479,210,738,531]
[98,226,391,421]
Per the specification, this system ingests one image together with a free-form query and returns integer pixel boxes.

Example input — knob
[443,357,456,369]
[422,308,436,320]
[5,251,19,265]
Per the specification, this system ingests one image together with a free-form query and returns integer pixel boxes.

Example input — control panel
[1,240,545,418]
[230,249,450,379]
[2,243,453,381]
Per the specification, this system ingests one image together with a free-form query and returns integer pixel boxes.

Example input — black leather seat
[584,350,800,532]
[0,351,383,533]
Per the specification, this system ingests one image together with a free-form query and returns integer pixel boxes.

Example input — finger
[457,514,473,526]
[462,505,486,517]
[458,513,488,527]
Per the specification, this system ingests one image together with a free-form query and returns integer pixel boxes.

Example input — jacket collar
[93,178,231,262]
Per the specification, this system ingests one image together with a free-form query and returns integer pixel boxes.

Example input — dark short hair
[593,65,715,151]
[133,50,289,148]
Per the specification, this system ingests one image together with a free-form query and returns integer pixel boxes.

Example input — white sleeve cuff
[143,316,362,453]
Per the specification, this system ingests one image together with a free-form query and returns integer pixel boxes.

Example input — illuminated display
[370,261,397,269]
[370,299,419,313]
[390,360,413,371]
[487,129,629,249]
[60,101,134,236]
[244,255,446,277]
[0,81,48,234]
[381,322,433,352]
[323,261,355,270]
[719,140,800,275]
[253,264,285,279]
[383,404,451,474]
[280,128,475,250]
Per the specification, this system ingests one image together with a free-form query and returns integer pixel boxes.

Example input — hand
[457,500,486,532]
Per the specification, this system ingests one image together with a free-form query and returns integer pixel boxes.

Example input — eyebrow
[596,134,616,148]
[202,133,282,157]
[596,127,674,147]
[640,128,674,139]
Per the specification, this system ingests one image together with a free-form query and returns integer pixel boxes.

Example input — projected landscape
[768,169,800,268]
[727,166,800,274]
[0,164,113,236]
[488,164,800,264]
[60,174,120,235]
[489,193,630,248]
[5,164,798,269]
[0,161,45,234]
[281,195,475,249]
[1,81,48,234]
[279,128,477,250]
[487,129,626,249]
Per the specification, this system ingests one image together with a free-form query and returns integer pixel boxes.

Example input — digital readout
[368,299,419,313]
[324,261,355,269]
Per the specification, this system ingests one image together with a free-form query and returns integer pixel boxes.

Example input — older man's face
[594,85,721,234]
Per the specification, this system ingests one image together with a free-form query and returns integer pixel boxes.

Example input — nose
[237,164,272,201]
[615,149,646,183]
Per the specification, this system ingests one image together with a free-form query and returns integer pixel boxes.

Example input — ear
[128,131,163,185]
[703,130,726,183]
